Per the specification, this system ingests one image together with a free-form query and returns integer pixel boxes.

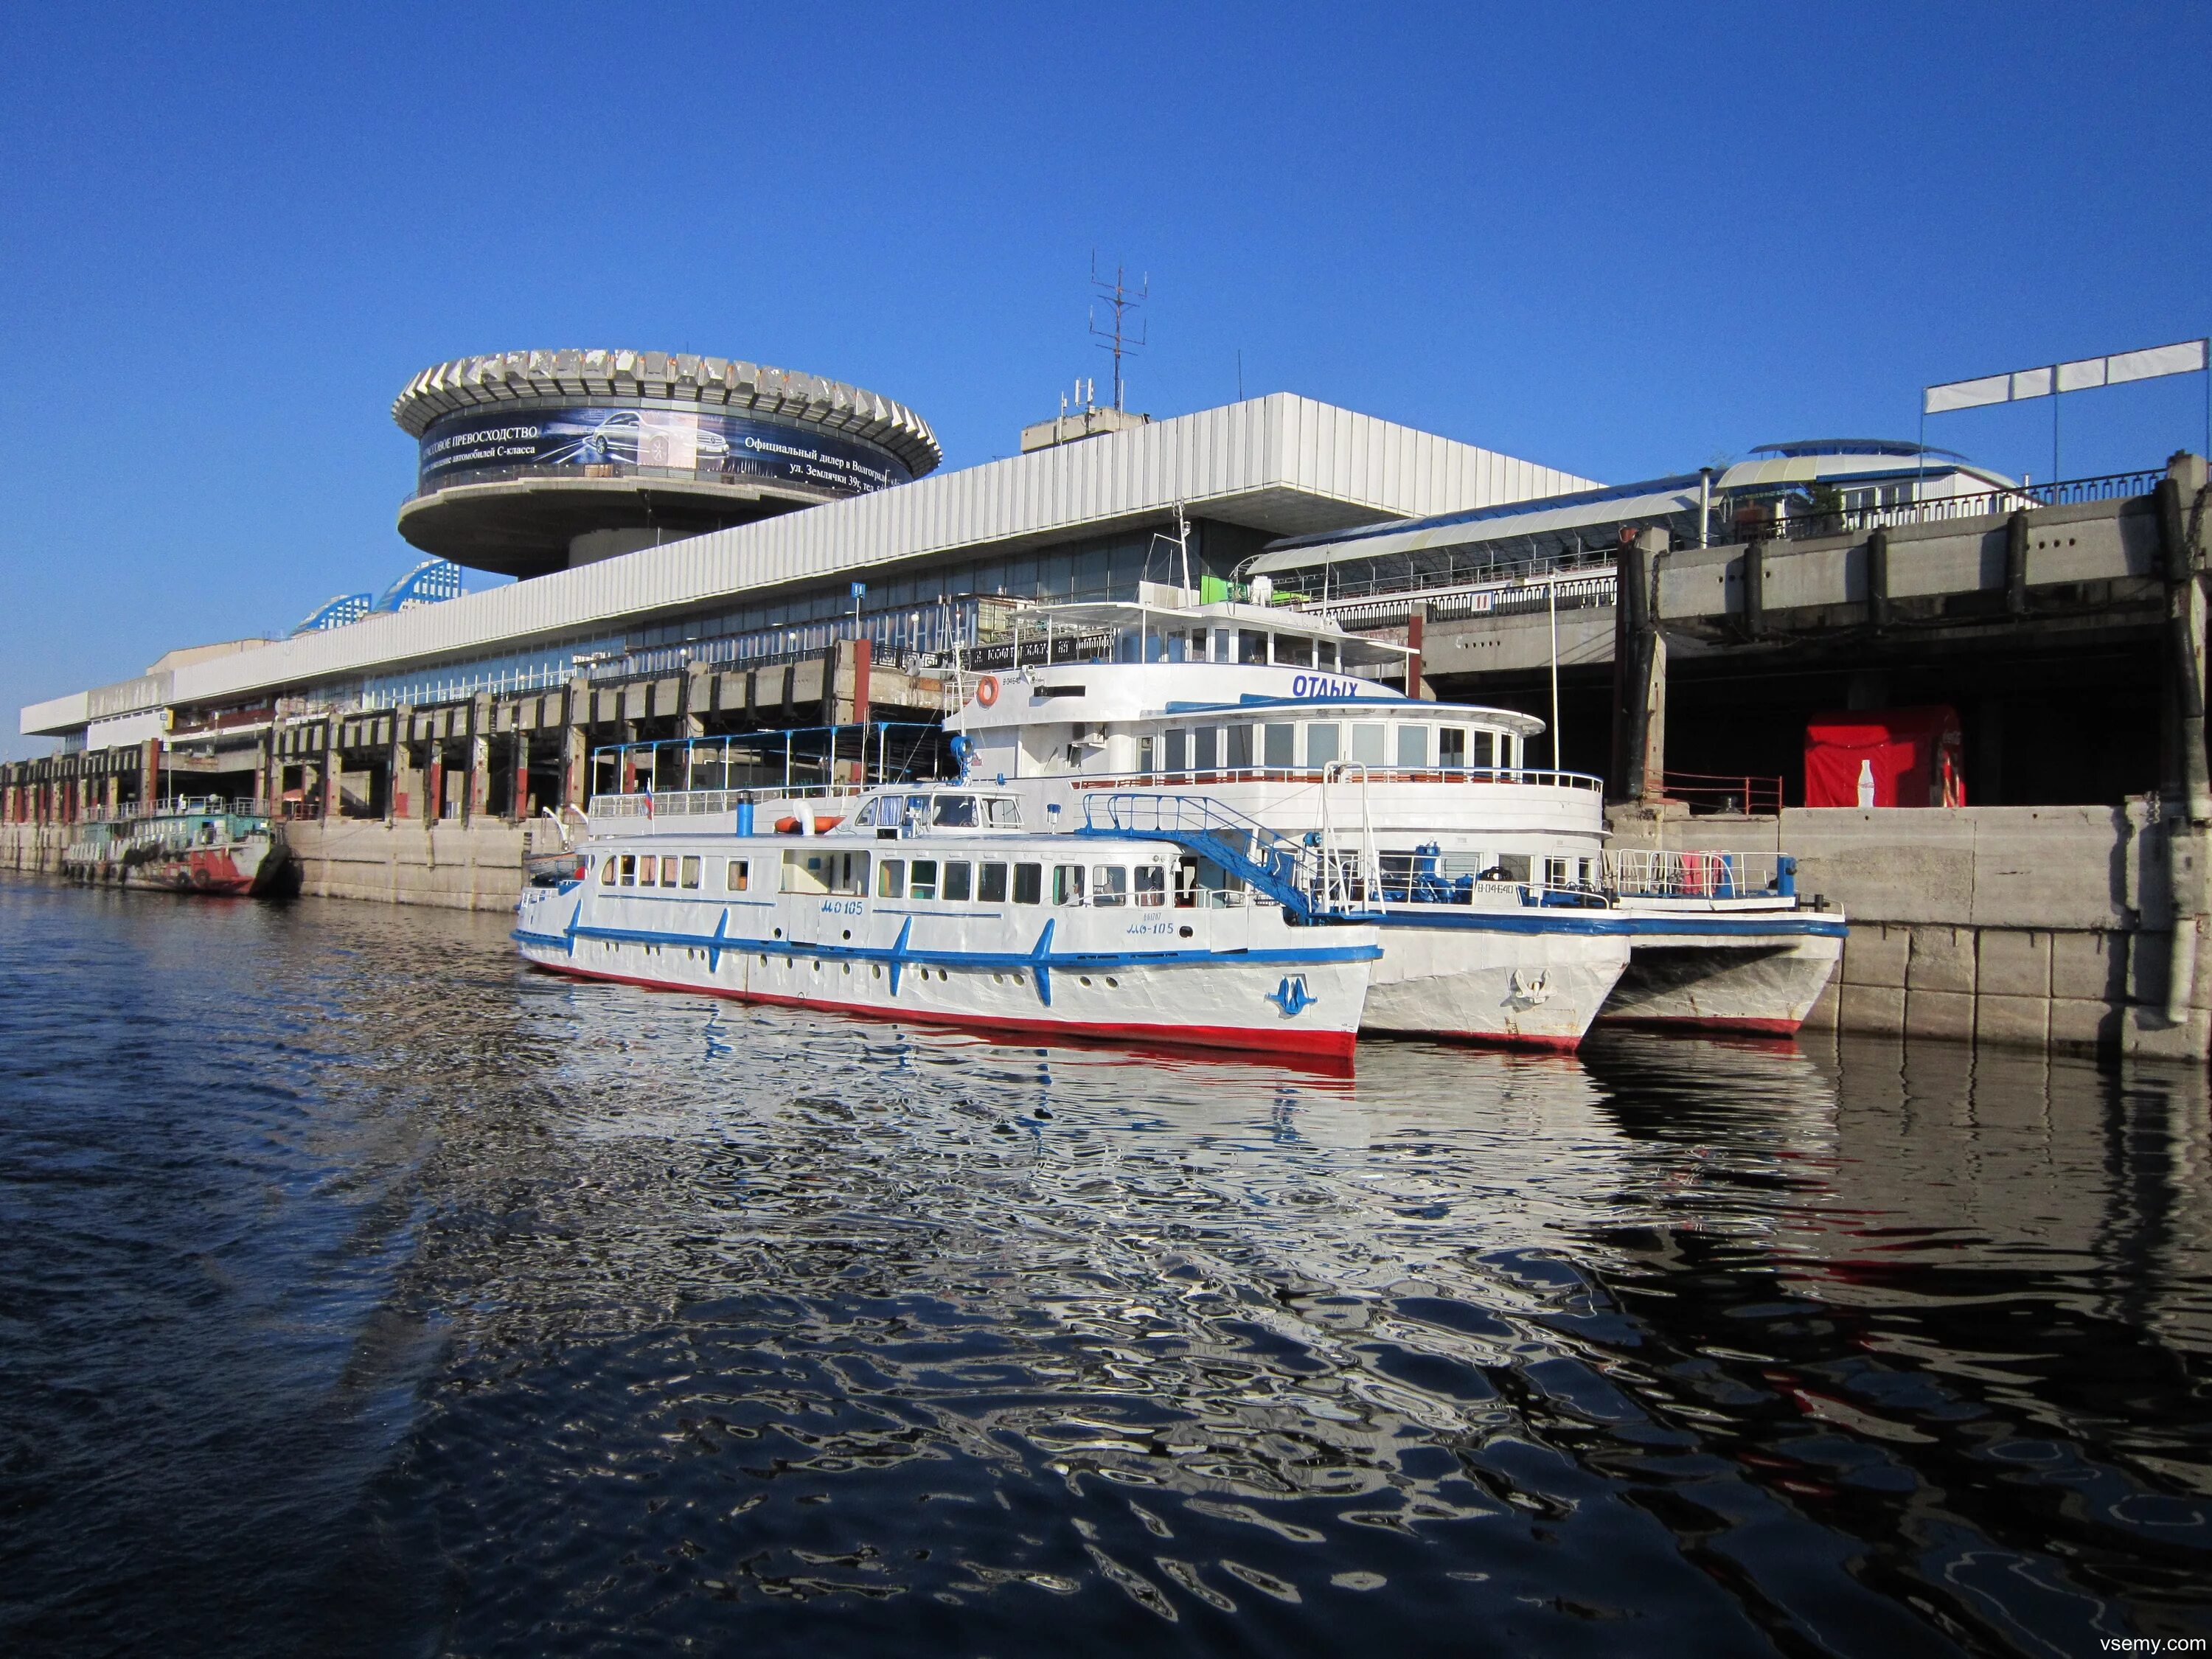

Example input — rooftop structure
[21,393,1596,747]
[393,349,944,579]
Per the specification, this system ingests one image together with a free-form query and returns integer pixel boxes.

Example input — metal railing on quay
[1739,468,2163,544]
[1660,771,1785,815]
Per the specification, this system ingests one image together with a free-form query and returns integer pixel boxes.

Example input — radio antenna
[1088,251,1147,412]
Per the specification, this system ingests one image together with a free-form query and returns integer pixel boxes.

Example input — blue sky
[1,3,2205,757]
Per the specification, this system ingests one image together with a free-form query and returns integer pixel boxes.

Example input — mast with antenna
[1088,252,1147,411]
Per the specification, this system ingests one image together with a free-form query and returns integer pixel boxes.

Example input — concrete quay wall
[1,817,534,913]
[1610,803,2208,1060]
[286,820,529,911]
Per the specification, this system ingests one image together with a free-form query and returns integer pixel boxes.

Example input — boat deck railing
[1068,765,1604,793]
[1604,849,1794,900]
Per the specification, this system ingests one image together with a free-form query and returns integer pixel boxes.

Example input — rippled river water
[2,877,2208,1657]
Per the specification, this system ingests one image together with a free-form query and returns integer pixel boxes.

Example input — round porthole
[843,963,851,975]
[1079,975,1093,987]
[842,930,852,940]
[873,965,883,979]
[1105,977,1119,989]
[773,927,783,939]
[1178,926,1193,939]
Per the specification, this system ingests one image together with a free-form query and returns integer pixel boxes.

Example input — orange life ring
[975,674,1001,707]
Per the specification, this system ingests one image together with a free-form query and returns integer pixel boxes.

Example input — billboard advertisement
[417,406,913,498]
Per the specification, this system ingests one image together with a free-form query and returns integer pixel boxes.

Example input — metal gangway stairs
[1074,793,1383,922]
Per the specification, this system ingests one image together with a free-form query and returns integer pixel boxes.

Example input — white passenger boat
[512,782,1381,1061]
[937,594,1843,1044]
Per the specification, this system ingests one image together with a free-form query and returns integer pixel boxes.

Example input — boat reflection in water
[1,882,2205,1656]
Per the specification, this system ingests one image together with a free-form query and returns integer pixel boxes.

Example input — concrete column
[1610,527,1669,803]
[387,709,411,824]
[466,736,490,824]
[322,723,341,821]
[563,679,590,810]
[142,738,161,813]
[104,773,119,817]
[510,732,530,822]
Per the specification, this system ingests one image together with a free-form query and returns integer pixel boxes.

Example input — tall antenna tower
[1088,252,1147,412]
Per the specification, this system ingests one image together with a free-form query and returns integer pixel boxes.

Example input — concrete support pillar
[104,774,119,817]
[387,709,411,825]
[323,726,341,821]
[563,680,590,810]
[681,665,708,740]
[254,736,271,813]
[1610,527,1669,804]
[1865,528,1892,630]
[142,738,161,813]
[2154,452,2211,1032]
[466,737,490,824]
[1739,537,1766,639]
[510,732,530,822]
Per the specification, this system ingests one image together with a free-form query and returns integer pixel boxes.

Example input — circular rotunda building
[392,349,941,578]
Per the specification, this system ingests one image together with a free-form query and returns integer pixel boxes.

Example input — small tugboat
[60,799,293,897]
[514,782,1382,1060]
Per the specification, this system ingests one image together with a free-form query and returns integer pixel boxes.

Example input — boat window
[1306,723,1340,766]
[1316,639,1340,670]
[1506,736,1523,770]
[1352,723,1388,764]
[680,856,701,889]
[1263,723,1295,768]
[1238,628,1267,664]
[638,855,658,885]
[1211,627,1231,662]
[1138,735,1155,775]
[1091,866,1127,906]
[1053,864,1085,905]
[979,862,1009,902]
[1439,726,1467,768]
[602,856,619,886]
[1546,857,1572,889]
[1194,727,1220,771]
[1135,865,1166,908]
[877,858,905,899]
[933,795,979,827]
[902,796,931,835]
[1397,724,1431,768]
[1273,633,1312,667]
[1226,725,1254,768]
[944,861,973,902]
[1472,729,1496,769]
[1164,729,1189,773]
[660,857,679,888]
[1492,853,1531,883]
[987,797,1023,827]
[909,859,939,901]
[1183,628,1208,661]
[726,859,750,893]
[619,854,636,886]
[853,799,878,827]
[1013,863,1042,904]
